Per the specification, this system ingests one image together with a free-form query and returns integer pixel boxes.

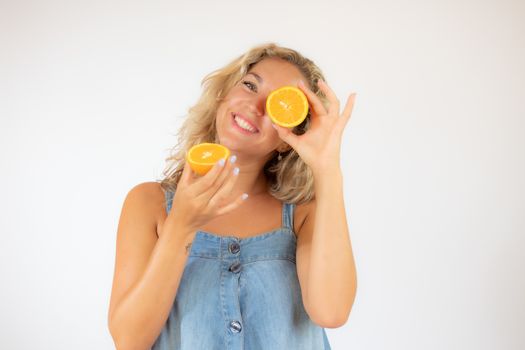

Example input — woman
[108,42,357,350]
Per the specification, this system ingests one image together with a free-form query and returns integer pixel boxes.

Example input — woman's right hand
[165,155,247,236]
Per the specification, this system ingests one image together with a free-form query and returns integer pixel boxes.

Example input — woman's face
[215,57,306,160]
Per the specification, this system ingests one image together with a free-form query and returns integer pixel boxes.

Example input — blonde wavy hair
[158,42,329,204]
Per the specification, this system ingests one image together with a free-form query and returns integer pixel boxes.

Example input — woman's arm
[296,168,357,328]
[107,183,194,350]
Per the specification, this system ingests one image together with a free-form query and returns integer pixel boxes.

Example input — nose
[252,93,267,118]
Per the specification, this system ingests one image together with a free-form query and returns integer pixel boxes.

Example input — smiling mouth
[231,113,259,134]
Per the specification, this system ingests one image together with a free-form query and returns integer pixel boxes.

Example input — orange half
[187,143,230,176]
[266,86,309,128]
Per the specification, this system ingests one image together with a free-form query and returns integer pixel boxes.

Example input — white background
[1,0,524,349]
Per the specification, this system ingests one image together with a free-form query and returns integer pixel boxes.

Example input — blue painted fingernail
[233,167,239,176]
[218,158,225,166]
[229,155,237,164]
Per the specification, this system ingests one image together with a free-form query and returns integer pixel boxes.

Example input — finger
[297,80,327,117]
[198,156,237,202]
[317,80,340,116]
[339,93,356,128]
[208,164,240,207]
[272,123,298,150]
[191,157,228,195]
[215,193,249,217]
[179,160,194,186]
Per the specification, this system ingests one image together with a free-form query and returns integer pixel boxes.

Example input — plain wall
[1,0,524,349]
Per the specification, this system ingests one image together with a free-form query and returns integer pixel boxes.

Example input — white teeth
[234,115,257,133]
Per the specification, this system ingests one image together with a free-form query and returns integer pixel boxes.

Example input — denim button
[229,320,242,333]
[229,242,240,254]
[229,261,242,273]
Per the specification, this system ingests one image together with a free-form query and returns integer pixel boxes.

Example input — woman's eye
[242,81,257,92]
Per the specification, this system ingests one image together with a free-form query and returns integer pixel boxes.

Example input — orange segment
[266,86,309,128]
[187,143,230,176]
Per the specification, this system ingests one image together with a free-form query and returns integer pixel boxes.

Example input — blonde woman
[108,42,357,350]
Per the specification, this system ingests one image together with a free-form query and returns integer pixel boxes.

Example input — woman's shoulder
[124,181,168,232]
[292,198,316,234]
[126,181,166,203]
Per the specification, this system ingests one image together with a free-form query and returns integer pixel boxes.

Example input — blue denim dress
[151,190,331,350]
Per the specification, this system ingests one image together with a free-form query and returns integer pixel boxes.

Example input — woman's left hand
[272,79,356,176]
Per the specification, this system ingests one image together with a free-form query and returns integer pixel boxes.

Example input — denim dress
[151,190,331,350]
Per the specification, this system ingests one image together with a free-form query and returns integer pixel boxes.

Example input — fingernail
[298,80,305,86]
[233,167,239,176]
[271,123,277,129]
[218,158,225,166]
[241,193,249,200]
[229,155,237,164]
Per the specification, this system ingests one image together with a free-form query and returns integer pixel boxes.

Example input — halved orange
[186,143,230,176]
[266,86,309,128]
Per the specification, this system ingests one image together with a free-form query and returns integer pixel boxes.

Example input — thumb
[272,123,297,149]
[179,160,194,185]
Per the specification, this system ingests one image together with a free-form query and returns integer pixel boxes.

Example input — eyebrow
[246,72,263,83]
